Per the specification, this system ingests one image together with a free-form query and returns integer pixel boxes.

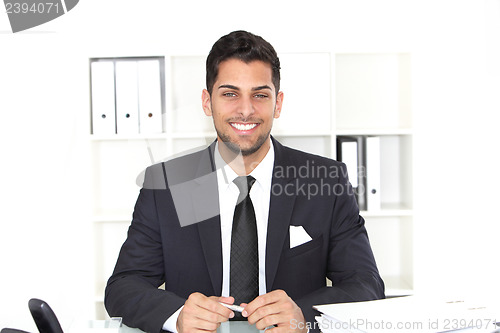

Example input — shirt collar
[249,140,274,194]
[214,139,275,192]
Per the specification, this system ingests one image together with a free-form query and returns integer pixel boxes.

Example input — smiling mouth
[230,122,258,131]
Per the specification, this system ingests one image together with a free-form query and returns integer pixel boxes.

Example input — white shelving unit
[90,51,414,319]
[334,53,414,297]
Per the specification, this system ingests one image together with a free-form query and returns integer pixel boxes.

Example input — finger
[184,302,223,321]
[253,313,283,331]
[207,296,235,319]
[242,295,266,317]
[246,301,282,325]
[245,301,281,324]
[256,310,302,332]
[178,306,222,333]
[186,294,233,322]
[244,290,286,317]
[214,296,236,318]
[217,295,235,305]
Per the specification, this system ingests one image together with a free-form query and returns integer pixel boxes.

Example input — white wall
[1,0,499,329]
[411,0,500,296]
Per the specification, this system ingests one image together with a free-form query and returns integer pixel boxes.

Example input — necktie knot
[233,176,256,198]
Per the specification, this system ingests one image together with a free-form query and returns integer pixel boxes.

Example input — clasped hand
[176,290,307,333]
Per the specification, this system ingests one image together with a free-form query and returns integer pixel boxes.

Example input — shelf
[271,130,332,137]
[335,128,413,136]
[170,131,216,139]
[89,130,412,141]
[335,53,412,131]
[90,133,168,141]
[90,131,336,140]
[361,203,413,217]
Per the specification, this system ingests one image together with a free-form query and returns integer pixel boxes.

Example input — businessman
[105,30,384,333]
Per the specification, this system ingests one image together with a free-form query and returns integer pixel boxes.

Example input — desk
[216,321,264,333]
[78,321,264,333]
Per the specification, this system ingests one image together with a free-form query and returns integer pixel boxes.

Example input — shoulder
[281,144,343,167]
[142,145,214,189]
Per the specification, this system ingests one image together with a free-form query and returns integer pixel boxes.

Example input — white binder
[91,61,116,135]
[366,136,381,210]
[115,61,139,135]
[138,60,163,134]
[341,141,359,188]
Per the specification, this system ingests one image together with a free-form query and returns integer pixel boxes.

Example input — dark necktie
[230,176,259,317]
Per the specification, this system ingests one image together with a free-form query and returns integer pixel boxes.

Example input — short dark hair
[206,30,281,95]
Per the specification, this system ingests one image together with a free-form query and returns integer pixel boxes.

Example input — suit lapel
[265,137,296,290]
[193,143,223,296]
[197,215,223,296]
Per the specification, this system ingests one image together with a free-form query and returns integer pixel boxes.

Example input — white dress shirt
[215,140,274,297]
[163,140,275,332]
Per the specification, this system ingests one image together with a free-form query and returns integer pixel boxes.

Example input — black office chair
[1,298,63,333]
[27,299,63,333]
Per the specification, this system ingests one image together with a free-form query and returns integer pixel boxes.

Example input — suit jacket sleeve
[294,162,385,329]
[104,164,186,333]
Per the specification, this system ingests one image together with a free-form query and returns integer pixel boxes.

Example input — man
[105,30,384,333]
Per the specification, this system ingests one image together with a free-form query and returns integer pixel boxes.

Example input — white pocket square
[289,225,313,249]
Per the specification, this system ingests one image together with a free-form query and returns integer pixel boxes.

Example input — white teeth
[231,123,257,131]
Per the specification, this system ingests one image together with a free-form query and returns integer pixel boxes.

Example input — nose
[237,95,255,119]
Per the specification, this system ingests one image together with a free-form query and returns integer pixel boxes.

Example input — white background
[1,0,499,330]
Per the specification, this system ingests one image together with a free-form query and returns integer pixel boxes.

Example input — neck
[217,138,271,176]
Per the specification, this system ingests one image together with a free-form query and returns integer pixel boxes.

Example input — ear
[273,91,284,119]
[202,89,212,116]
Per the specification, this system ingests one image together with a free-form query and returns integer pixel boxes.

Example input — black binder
[336,135,367,211]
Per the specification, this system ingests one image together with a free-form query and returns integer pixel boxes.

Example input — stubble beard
[210,100,275,157]
[216,127,271,157]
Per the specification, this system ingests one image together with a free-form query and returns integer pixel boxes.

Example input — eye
[222,92,237,98]
[254,93,269,99]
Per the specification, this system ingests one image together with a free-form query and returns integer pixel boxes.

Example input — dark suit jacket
[105,137,384,333]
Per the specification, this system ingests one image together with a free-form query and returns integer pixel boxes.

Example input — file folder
[138,60,163,134]
[336,136,367,210]
[366,136,381,210]
[115,61,139,135]
[91,61,116,135]
[340,140,358,188]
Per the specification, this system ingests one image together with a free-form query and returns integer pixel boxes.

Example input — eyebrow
[218,84,273,91]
